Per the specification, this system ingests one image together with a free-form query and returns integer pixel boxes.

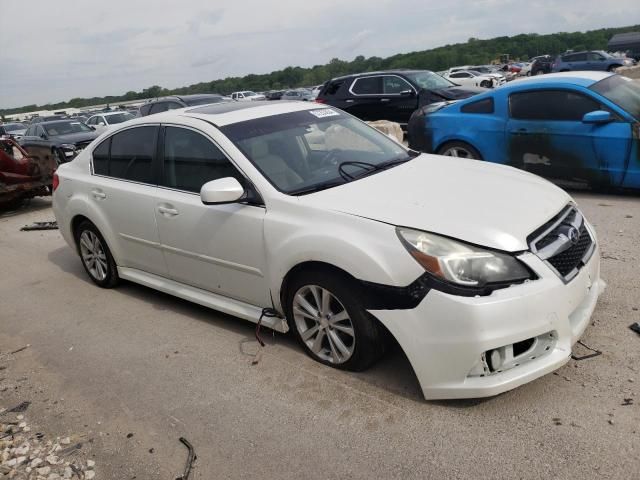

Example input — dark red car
[0,137,55,207]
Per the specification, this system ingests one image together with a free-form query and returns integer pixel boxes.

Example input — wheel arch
[434,139,484,160]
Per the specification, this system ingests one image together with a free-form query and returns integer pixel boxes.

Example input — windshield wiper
[288,180,346,196]
[339,154,417,181]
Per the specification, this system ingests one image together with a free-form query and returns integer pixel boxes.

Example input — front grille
[547,225,593,277]
[529,206,595,282]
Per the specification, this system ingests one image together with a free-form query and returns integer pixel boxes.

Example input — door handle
[157,206,179,216]
[345,99,354,103]
[91,189,106,200]
[380,98,390,102]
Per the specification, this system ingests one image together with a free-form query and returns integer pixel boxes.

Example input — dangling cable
[252,308,281,365]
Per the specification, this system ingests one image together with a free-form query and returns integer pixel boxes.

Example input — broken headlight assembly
[59,144,77,157]
[397,228,534,291]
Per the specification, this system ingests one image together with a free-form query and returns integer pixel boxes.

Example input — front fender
[264,206,423,311]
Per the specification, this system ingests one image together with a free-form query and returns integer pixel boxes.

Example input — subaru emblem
[568,227,580,245]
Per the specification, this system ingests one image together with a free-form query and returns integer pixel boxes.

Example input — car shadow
[47,245,499,406]
[0,197,53,218]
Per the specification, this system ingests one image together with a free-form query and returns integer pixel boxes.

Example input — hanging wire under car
[252,307,282,365]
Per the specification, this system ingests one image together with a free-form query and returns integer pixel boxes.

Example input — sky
[1,0,639,109]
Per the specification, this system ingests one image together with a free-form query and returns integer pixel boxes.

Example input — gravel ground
[0,193,639,479]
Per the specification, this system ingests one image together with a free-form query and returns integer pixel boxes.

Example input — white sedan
[52,101,604,399]
[86,111,136,132]
[444,70,498,88]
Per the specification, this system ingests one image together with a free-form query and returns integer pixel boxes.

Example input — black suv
[315,70,484,126]
[530,55,554,75]
[139,94,230,116]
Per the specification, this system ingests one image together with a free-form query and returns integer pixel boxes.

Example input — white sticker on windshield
[309,109,340,118]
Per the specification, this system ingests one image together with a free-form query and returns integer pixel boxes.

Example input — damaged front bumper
[370,242,604,400]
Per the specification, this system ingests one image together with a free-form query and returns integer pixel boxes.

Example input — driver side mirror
[582,110,613,124]
[89,125,96,130]
[200,177,245,205]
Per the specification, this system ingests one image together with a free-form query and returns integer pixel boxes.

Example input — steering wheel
[319,148,343,167]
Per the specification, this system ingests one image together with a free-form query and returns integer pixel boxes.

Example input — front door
[381,75,419,125]
[506,89,625,185]
[154,125,270,307]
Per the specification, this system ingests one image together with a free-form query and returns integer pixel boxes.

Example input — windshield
[44,121,93,136]
[590,75,640,120]
[4,123,26,132]
[221,108,411,194]
[404,71,455,90]
[105,113,135,124]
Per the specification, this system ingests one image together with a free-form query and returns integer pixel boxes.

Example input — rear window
[351,77,382,95]
[92,126,158,183]
[322,80,344,96]
[461,97,495,114]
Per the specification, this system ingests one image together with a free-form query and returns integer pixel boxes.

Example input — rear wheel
[437,141,482,160]
[607,64,621,72]
[286,269,384,371]
[74,221,119,288]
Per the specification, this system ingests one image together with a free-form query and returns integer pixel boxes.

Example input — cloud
[0,0,638,108]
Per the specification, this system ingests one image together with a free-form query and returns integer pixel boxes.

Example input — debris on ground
[20,221,58,231]
[622,398,634,406]
[1,413,96,479]
[630,322,640,336]
[176,437,196,480]
[571,340,602,361]
[9,345,30,355]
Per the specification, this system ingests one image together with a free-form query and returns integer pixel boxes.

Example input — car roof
[123,100,332,127]
[37,119,85,126]
[501,71,613,89]
[329,69,431,81]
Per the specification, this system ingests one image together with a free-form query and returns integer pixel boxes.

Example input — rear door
[586,52,607,71]
[89,125,167,276]
[346,75,384,121]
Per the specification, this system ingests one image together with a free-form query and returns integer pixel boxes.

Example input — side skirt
[117,267,289,333]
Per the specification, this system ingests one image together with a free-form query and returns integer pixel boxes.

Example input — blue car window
[510,90,600,121]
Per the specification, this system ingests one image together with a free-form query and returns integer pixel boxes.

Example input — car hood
[299,154,571,252]
[429,86,486,100]
[53,131,99,144]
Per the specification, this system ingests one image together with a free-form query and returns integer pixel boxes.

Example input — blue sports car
[408,72,640,190]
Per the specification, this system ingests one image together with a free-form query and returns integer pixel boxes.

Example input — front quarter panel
[264,197,423,312]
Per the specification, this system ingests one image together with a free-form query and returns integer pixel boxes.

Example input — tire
[74,221,119,288]
[607,65,621,72]
[53,148,66,167]
[535,70,544,76]
[436,141,482,160]
[480,80,492,88]
[285,268,384,371]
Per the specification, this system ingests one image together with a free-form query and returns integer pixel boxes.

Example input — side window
[588,52,604,61]
[383,76,412,94]
[25,126,34,136]
[36,126,46,137]
[108,126,157,183]
[97,117,106,126]
[139,104,152,116]
[150,102,169,114]
[92,138,110,175]
[87,117,95,125]
[510,90,600,121]
[351,76,382,95]
[573,53,587,62]
[461,97,495,114]
[562,54,575,62]
[167,102,183,110]
[450,72,464,78]
[162,127,243,193]
[324,81,344,96]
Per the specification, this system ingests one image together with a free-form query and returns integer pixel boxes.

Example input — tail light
[52,172,59,192]
[315,98,327,104]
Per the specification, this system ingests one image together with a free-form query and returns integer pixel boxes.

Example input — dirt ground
[1,193,639,479]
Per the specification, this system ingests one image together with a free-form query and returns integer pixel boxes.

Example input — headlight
[397,228,533,288]
[60,144,77,157]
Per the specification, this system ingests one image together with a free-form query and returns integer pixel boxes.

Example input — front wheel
[437,141,482,160]
[480,80,492,88]
[75,221,119,288]
[286,269,384,371]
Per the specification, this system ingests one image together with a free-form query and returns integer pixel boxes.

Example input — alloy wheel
[292,285,355,364]
[79,230,108,281]
[442,146,476,159]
